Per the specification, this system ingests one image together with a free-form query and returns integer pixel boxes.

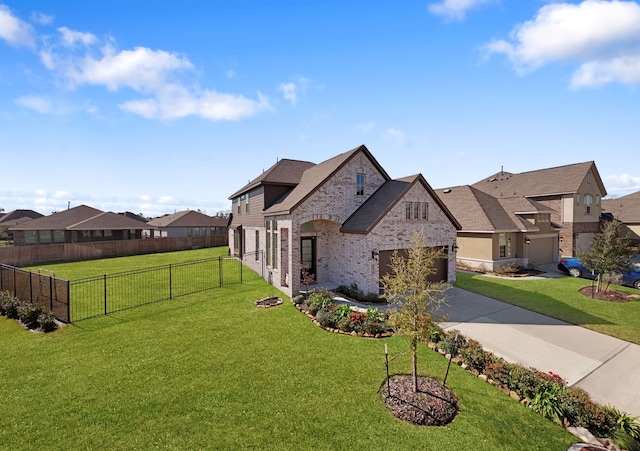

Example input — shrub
[37,312,58,333]
[335,283,384,304]
[315,307,336,328]
[307,290,333,315]
[557,386,616,437]
[292,295,305,305]
[0,292,22,319]
[458,339,492,373]
[336,316,354,332]
[494,262,520,275]
[528,384,565,422]
[484,357,511,387]
[333,304,352,322]
[18,302,44,329]
[350,312,366,332]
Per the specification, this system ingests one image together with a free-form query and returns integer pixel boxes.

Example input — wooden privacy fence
[0,256,243,323]
[0,264,70,322]
[0,235,228,267]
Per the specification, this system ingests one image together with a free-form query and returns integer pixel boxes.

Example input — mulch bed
[379,375,459,426]
[254,297,283,308]
[579,287,631,303]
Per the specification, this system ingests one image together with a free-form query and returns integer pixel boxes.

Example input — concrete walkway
[440,285,640,417]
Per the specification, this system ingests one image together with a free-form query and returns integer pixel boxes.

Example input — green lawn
[455,271,640,344]
[1,256,575,449]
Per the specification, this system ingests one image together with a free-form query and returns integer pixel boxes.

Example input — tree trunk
[412,337,418,392]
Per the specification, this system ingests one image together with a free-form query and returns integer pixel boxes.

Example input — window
[596,195,600,206]
[25,231,36,245]
[104,229,112,238]
[587,172,591,184]
[272,221,278,270]
[405,202,412,219]
[53,230,65,243]
[93,230,102,238]
[266,221,271,266]
[414,202,419,219]
[356,173,365,196]
[237,197,241,214]
[246,196,250,213]
[576,194,580,205]
[499,233,507,258]
[422,203,428,220]
[187,227,193,236]
[194,227,201,236]
[39,230,51,244]
[585,194,593,214]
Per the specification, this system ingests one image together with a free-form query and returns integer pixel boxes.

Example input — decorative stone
[427,342,437,350]
[445,353,452,360]
[460,363,468,369]
[478,374,488,381]
[351,331,357,336]
[509,391,520,401]
[452,356,461,364]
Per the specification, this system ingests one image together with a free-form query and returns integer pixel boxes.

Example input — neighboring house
[602,192,640,244]
[438,161,606,269]
[0,209,44,240]
[435,185,557,271]
[147,210,228,238]
[10,205,148,246]
[228,145,461,297]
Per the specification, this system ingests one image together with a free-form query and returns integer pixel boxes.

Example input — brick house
[0,209,44,240]
[10,205,148,245]
[147,210,228,238]
[228,145,461,297]
[436,161,607,270]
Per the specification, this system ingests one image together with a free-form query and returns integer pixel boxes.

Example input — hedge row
[0,290,58,333]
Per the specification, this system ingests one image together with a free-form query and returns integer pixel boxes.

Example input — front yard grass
[455,271,640,344]
[0,262,574,449]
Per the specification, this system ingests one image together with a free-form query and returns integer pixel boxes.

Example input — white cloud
[0,4,35,47]
[485,0,640,87]
[278,77,310,106]
[356,121,377,132]
[384,128,406,145]
[14,95,52,114]
[58,26,96,47]
[31,12,54,25]
[604,173,640,195]
[428,0,497,20]
[159,196,174,204]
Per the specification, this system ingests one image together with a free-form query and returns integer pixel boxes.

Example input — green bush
[528,384,565,422]
[333,304,352,322]
[315,307,336,328]
[336,316,354,332]
[38,312,58,333]
[458,339,491,373]
[0,292,22,319]
[292,294,305,305]
[335,283,384,304]
[18,302,44,329]
[307,289,333,315]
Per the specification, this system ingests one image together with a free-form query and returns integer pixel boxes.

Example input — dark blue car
[558,257,640,289]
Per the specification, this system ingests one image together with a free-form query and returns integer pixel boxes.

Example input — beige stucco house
[228,145,461,297]
[436,161,607,271]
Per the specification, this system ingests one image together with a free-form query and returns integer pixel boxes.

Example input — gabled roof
[147,210,228,228]
[10,205,147,231]
[341,174,461,233]
[265,144,391,215]
[229,158,315,199]
[471,161,607,198]
[0,209,44,225]
[435,185,553,233]
[602,191,640,223]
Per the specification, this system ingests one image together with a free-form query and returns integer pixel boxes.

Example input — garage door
[379,248,448,292]
[527,237,555,265]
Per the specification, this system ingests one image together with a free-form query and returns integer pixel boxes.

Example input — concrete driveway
[440,286,640,417]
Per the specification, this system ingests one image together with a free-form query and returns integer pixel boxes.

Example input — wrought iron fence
[69,256,243,322]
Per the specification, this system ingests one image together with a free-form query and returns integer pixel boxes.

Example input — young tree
[579,219,634,293]
[380,231,449,392]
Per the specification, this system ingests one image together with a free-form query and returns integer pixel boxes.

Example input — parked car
[558,257,640,289]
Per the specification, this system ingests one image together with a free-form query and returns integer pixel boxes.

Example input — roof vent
[443,189,451,193]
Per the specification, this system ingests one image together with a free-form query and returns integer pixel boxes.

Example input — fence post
[169,264,173,300]
[29,270,33,302]
[13,266,16,294]
[219,256,223,287]
[66,280,70,323]
[49,275,53,312]
[240,256,243,283]
[103,274,107,315]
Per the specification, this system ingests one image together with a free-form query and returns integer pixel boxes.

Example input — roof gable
[602,191,640,223]
[264,144,391,215]
[11,205,103,230]
[148,210,228,228]
[229,158,315,199]
[471,161,607,199]
[342,174,461,233]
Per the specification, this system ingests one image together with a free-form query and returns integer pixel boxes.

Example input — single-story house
[228,144,461,298]
[0,209,44,240]
[147,210,229,238]
[10,205,149,246]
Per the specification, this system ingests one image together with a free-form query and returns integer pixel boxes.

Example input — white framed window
[585,194,593,214]
[356,173,365,196]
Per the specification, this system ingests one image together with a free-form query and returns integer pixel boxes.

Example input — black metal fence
[69,256,243,322]
[0,264,70,322]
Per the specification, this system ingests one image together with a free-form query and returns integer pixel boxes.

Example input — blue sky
[2,0,640,217]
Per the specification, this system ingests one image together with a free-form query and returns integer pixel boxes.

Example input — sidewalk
[440,286,640,417]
